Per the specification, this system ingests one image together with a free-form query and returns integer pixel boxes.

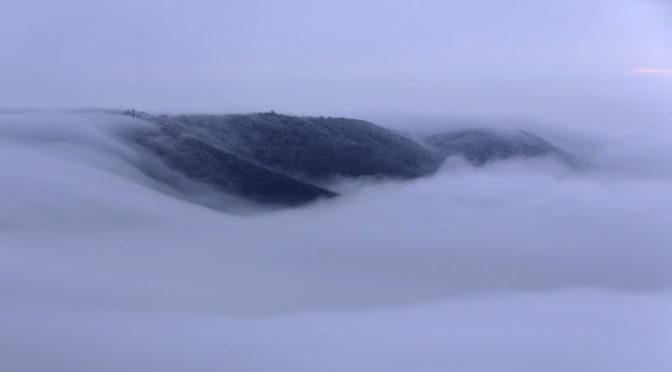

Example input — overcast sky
[1,0,670,116]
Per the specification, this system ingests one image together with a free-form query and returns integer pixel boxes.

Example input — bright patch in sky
[633,68,672,75]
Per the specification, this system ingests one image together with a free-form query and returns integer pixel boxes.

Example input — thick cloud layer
[2,0,670,369]
[1,109,671,371]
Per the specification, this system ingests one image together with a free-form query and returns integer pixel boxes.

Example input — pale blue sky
[1,0,670,118]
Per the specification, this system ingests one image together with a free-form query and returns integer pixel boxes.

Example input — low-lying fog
[2,0,672,369]
[1,106,671,371]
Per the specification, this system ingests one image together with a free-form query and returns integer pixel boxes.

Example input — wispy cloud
[633,68,672,75]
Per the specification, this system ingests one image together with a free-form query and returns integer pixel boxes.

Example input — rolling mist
[1,0,672,370]
[1,106,671,371]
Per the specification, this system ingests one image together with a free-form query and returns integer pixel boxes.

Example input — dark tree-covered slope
[425,129,578,166]
[132,119,336,206]
[127,112,579,206]
[146,112,444,182]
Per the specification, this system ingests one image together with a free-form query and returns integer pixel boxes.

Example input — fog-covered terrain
[1,108,671,371]
[2,0,672,370]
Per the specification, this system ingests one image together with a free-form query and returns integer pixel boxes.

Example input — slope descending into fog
[425,128,579,166]
[138,112,443,176]
[130,112,446,205]
[130,112,577,206]
[133,125,336,206]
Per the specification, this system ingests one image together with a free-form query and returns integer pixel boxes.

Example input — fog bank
[1,109,671,370]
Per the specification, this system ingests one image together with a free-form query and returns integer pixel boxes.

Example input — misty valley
[2,0,671,370]
[1,108,671,371]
